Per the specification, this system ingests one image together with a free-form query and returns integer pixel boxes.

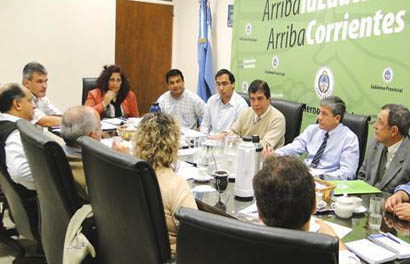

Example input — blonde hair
[133,112,180,170]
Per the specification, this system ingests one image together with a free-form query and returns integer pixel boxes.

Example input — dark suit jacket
[358,136,410,193]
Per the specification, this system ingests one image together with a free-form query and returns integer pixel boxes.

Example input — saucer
[193,174,212,182]
[353,205,366,214]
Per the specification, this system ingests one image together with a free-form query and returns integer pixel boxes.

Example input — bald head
[0,83,34,121]
[61,106,102,147]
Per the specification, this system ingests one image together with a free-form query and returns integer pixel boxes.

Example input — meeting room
[0,0,410,263]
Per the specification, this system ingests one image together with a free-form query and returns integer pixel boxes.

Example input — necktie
[311,132,329,168]
[376,147,388,186]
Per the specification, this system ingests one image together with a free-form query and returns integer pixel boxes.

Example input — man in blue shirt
[274,96,359,180]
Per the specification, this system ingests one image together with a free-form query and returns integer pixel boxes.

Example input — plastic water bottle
[234,136,256,201]
[150,102,161,113]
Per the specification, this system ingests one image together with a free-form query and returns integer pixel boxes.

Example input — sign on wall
[231,0,409,131]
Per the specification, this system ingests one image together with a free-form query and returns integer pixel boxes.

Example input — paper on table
[177,161,197,180]
[181,128,205,138]
[311,216,352,238]
[192,185,216,193]
[101,121,118,131]
[238,203,258,219]
[178,147,197,157]
[346,239,396,264]
[102,118,124,126]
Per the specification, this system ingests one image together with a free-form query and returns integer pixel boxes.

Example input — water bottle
[149,102,161,113]
[234,136,256,201]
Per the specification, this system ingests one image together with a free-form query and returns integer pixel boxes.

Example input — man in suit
[358,104,410,193]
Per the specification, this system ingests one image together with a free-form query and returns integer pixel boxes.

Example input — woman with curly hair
[85,65,139,118]
[130,112,197,258]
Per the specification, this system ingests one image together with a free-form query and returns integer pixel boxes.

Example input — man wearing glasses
[358,104,410,193]
[200,69,248,135]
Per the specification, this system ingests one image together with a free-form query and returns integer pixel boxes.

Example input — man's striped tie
[310,132,329,168]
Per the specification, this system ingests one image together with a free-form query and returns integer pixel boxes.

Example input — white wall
[0,0,115,111]
[0,0,232,111]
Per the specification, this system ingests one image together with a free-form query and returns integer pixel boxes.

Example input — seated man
[157,69,205,129]
[218,79,285,149]
[0,83,36,191]
[274,96,359,180]
[358,104,410,193]
[385,182,410,222]
[22,61,62,127]
[253,155,359,263]
[61,105,102,200]
[199,69,247,135]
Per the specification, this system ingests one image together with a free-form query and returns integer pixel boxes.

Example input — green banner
[231,0,410,132]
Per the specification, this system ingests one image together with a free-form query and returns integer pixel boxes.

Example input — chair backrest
[237,92,250,106]
[175,208,339,264]
[0,169,37,241]
[271,98,306,145]
[82,77,98,104]
[17,120,82,264]
[78,136,171,264]
[342,113,370,170]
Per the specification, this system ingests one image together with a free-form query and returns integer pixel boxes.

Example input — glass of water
[368,197,383,230]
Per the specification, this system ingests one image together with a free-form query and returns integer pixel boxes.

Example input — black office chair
[271,98,306,145]
[78,136,172,264]
[175,208,338,264]
[0,170,46,264]
[17,120,82,264]
[82,78,98,105]
[342,113,370,171]
[237,92,250,106]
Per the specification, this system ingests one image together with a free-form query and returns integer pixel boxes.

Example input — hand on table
[385,191,408,213]
[393,203,410,222]
[112,137,131,154]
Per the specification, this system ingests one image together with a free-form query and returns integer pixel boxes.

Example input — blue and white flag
[197,0,215,102]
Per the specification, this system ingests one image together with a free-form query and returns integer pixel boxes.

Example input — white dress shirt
[0,113,35,190]
[31,95,62,124]
[200,92,248,135]
[275,123,359,180]
[158,90,205,129]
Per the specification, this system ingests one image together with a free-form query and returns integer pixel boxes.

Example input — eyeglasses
[109,78,122,83]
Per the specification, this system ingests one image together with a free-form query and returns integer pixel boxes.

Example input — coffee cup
[351,197,363,212]
[334,196,354,219]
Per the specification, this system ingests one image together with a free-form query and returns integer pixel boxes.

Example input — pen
[382,232,401,244]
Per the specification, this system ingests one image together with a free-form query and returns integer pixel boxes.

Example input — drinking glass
[195,137,209,180]
[223,134,241,178]
[369,197,383,230]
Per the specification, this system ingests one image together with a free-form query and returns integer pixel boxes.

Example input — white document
[176,161,196,180]
[102,118,124,126]
[237,203,258,219]
[101,120,118,131]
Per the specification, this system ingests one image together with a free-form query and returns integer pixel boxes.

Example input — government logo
[272,55,279,69]
[242,81,249,93]
[314,66,334,99]
[245,23,252,36]
[383,68,393,83]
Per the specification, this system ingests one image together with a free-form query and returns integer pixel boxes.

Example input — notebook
[346,233,410,264]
